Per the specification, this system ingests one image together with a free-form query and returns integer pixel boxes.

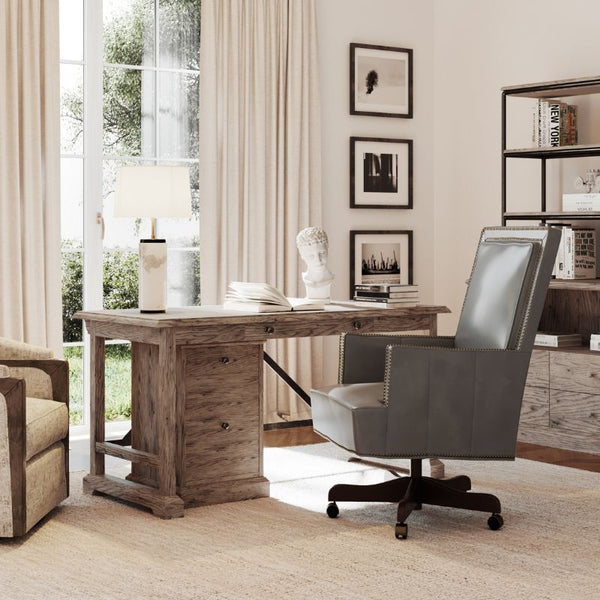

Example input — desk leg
[428,315,438,337]
[157,329,177,500]
[89,334,105,476]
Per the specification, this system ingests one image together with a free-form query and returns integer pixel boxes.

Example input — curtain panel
[0,0,62,355]
[199,0,323,423]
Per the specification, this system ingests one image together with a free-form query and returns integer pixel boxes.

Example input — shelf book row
[532,99,577,148]
[353,283,419,307]
[552,225,596,279]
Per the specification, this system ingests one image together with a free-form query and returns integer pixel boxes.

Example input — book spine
[564,227,574,279]
[534,336,559,347]
[355,291,419,299]
[352,296,418,304]
[573,228,596,278]
[532,102,539,146]
[562,193,600,212]
[549,101,561,147]
[539,100,549,147]
[560,103,569,146]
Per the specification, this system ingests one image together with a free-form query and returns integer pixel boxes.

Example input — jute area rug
[1,443,598,600]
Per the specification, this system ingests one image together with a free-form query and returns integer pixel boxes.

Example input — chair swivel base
[326,459,502,539]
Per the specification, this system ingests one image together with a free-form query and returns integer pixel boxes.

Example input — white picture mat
[354,47,409,113]
[354,140,409,206]
[354,233,411,286]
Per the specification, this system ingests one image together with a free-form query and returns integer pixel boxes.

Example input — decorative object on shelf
[553,226,596,279]
[574,169,600,193]
[114,165,192,313]
[562,193,600,212]
[350,137,413,209]
[295,227,334,302]
[350,43,412,118]
[531,99,577,148]
[349,230,412,298]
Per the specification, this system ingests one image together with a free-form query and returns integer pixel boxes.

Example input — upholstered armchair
[311,227,560,538]
[0,337,69,537]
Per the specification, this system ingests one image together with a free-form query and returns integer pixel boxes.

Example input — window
[60,0,201,425]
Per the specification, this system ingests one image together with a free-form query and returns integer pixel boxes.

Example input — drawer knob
[221,422,230,431]
[265,326,275,334]
[220,356,230,364]
[353,321,362,330]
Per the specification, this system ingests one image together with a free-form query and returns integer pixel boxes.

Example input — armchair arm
[339,333,455,384]
[0,337,53,360]
[0,360,68,405]
[382,344,532,458]
[0,377,26,537]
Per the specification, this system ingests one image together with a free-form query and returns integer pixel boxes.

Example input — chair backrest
[455,226,561,351]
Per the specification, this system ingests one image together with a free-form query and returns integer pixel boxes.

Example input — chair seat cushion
[311,382,388,456]
[26,397,69,461]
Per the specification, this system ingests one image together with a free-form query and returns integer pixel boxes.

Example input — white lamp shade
[114,165,192,218]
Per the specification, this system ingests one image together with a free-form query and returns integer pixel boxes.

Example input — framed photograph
[350,230,413,296]
[350,43,413,118]
[350,137,412,209]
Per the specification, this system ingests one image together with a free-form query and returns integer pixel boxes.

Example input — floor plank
[264,426,600,473]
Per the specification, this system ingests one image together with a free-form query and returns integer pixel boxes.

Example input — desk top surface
[75,303,450,329]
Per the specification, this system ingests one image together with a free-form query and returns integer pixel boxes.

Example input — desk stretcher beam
[83,474,184,518]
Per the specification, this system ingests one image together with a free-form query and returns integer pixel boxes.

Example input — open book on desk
[223,281,326,312]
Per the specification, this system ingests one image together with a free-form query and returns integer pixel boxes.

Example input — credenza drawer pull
[221,422,230,431]
[353,321,362,330]
[220,357,230,364]
[265,326,275,334]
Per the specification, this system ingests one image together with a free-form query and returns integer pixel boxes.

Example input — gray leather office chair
[311,226,560,538]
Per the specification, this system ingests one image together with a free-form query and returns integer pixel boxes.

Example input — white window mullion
[82,0,104,427]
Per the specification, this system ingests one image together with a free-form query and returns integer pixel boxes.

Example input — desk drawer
[184,397,260,482]
[240,313,435,341]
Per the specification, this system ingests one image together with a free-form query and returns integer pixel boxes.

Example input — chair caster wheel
[488,513,504,531]
[395,522,408,539]
[326,502,339,518]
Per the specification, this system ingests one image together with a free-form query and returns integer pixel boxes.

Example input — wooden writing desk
[76,303,450,518]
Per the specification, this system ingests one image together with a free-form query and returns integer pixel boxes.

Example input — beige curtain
[199,0,323,423]
[0,0,62,355]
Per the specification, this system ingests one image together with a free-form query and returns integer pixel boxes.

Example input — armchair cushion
[311,382,388,455]
[25,397,69,461]
[25,442,67,532]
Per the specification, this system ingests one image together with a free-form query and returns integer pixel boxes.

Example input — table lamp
[114,165,192,312]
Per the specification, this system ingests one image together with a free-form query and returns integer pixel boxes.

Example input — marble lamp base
[139,239,167,312]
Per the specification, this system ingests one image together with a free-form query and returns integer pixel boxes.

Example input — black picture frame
[349,230,413,297]
[350,136,413,209]
[350,43,413,118]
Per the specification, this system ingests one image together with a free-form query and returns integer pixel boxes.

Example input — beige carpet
[1,443,599,600]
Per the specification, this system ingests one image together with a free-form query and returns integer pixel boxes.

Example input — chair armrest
[0,337,53,359]
[339,333,455,384]
[0,360,69,405]
[382,344,532,458]
[0,378,27,537]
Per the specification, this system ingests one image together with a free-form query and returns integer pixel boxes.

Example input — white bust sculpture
[296,227,334,302]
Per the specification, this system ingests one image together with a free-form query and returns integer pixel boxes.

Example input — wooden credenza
[76,303,450,518]
[520,348,600,455]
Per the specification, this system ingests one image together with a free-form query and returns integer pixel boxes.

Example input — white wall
[317,0,435,380]
[433,0,600,333]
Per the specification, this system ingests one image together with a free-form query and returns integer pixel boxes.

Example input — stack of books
[552,225,596,279]
[532,99,577,147]
[534,332,582,348]
[353,284,419,307]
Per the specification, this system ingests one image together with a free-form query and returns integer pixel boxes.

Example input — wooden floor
[264,426,600,473]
